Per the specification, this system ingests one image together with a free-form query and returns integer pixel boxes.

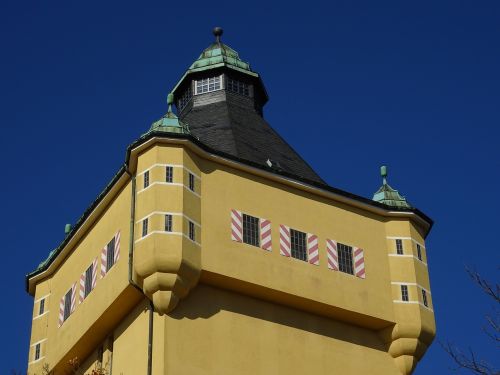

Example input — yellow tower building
[26,28,435,375]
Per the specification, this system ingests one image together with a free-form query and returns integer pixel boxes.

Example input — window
[422,289,428,307]
[144,171,150,188]
[178,86,192,111]
[166,166,173,183]
[189,221,195,241]
[142,218,148,238]
[84,265,93,298]
[39,298,45,315]
[338,243,354,274]
[290,229,307,261]
[189,173,195,191]
[416,244,422,261]
[396,239,403,255]
[401,285,409,302]
[195,76,221,94]
[227,77,250,96]
[97,346,103,369]
[106,237,115,271]
[63,289,72,321]
[242,214,259,247]
[165,214,172,232]
[34,343,41,361]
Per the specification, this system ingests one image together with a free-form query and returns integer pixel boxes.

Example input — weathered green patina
[149,93,190,134]
[372,166,412,208]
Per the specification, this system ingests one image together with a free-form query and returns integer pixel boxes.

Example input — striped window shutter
[279,225,291,257]
[58,296,65,327]
[100,244,108,278]
[260,219,272,251]
[79,270,86,304]
[353,247,366,279]
[326,239,339,271]
[71,283,77,313]
[114,231,121,263]
[92,257,98,290]
[231,209,243,242]
[307,234,319,265]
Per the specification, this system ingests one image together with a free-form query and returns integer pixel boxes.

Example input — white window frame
[194,75,223,95]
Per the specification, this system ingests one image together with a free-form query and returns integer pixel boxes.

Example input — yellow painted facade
[27,137,435,375]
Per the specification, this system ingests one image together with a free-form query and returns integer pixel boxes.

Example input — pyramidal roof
[372,166,411,208]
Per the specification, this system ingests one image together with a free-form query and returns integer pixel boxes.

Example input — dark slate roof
[181,100,325,184]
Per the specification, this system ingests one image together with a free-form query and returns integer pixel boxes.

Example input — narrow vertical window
[189,221,195,241]
[166,166,173,183]
[422,289,428,307]
[290,229,307,261]
[39,298,45,315]
[34,343,41,360]
[396,239,403,255]
[63,289,72,321]
[338,243,354,274]
[144,171,150,189]
[401,285,409,302]
[189,173,195,191]
[106,237,115,271]
[84,265,93,297]
[242,214,260,247]
[416,244,422,261]
[97,346,103,370]
[142,218,148,238]
[165,214,172,232]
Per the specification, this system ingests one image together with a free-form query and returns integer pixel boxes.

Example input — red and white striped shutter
[231,209,243,242]
[307,234,319,265]
[79,271,86,303]
[260,219,272,251]
[100,245,107,278]
[326,239,339,271]
[114,231,120,263]
[279,225,291,257]
[58,296,65,327]
[91,258,98,290]
[70,283,77,313]
[354,247,366,279]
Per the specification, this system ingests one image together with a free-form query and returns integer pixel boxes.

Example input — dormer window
[227,77,249,96]
[195,75,222,94]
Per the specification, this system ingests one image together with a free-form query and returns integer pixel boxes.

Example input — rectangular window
[401,285,409,302]
[142,218,148,238]
[422,289,428,307]
[227,78,250,96]
[144,171,150,188]
[178,86,192,111]
[63,289,72,321]
[189,221,195,241]
[195,76,221,94]
[189,173,195,191]
[34,343,41,360]
[416,244,422,261]
[338,243,354,274]
[165,214,172,232]
[396,239,403,255]
[242,214,260,247]
[166,166,173,183]
[39,298,45,315]
[84,265,93,298]
[290,229,307,261]
[106,237,115,271]
[97,346,103,369]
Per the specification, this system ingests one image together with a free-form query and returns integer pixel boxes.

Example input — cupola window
[227,77,249,96]
[195,75,222,94]
[178,86,192,111]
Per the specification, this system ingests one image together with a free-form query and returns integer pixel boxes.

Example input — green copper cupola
[149,93,190,134]
[372,166,411,208]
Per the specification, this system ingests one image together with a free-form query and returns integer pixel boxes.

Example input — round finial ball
[380,165,387,177]
[167,93,174,105]
[213,27,223,38]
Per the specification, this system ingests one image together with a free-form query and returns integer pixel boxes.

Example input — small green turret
[372,166,411,208]
[149,93,190,134]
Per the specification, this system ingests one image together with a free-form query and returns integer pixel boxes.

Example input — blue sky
[1,1,498,373]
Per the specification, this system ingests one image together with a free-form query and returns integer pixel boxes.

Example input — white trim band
[136,211,201,228]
